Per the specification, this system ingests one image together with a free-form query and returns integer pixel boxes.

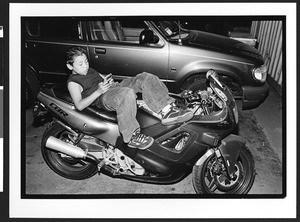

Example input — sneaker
[127,129,154,150]
[161,105,193,125]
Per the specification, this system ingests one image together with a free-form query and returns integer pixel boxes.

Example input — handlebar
[206,69,224,89]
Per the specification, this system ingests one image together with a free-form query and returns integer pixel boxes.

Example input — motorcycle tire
[41,122,98,180]
[192,146,256,194]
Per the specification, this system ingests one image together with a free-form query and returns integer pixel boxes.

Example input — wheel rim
[203,154,250,194]
[214,163,241,191]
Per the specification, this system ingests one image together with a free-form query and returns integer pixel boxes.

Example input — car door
[86,18,169,82]
[24,17,87,83]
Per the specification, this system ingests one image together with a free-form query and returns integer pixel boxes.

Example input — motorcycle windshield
[192,80,237,125]
[210,81,236,109]
[209,81,238,125]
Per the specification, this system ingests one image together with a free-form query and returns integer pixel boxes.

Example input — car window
[88,19,160,45]
[153,20,189,40]
[26,18,81,40]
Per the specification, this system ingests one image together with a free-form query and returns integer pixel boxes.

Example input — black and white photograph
[3,1,298,221]
[23,15,282,196]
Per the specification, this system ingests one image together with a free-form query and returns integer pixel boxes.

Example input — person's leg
[119,72,174,113]
[119,72,193,125]
[98,86,154,149]
[99,87,139,143]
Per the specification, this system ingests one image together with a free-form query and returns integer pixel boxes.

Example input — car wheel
[186,75,208,92]
[25,66,40,108]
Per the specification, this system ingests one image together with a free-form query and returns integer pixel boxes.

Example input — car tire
[185,74,208,92]
[25,66,40,108]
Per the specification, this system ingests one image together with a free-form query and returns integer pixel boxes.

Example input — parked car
[23,17,268,109]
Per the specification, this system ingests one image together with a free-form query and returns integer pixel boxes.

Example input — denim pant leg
[119,72,175,113]
[99,87,139,143]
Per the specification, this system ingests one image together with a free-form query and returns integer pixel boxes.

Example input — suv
[23,17,268,109]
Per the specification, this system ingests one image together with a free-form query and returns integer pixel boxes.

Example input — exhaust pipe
[45,136,87,159]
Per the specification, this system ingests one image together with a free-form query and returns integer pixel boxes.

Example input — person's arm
[68,81,110,111]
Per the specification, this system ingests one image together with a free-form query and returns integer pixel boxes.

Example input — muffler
[45,136,87,159]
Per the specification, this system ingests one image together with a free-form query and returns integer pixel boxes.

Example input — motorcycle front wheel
[192,146,255,194]
[41,122,98,180]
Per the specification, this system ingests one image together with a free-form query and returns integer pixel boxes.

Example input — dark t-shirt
[67,68,104,101]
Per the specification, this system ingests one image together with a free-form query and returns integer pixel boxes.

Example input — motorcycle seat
[44,84,118,123]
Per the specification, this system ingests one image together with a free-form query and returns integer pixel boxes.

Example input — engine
[102,146,145,176]
[74,135,146,176]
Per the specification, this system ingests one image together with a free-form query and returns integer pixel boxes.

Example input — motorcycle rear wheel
[41,122,98,180]
[192,146,255,194]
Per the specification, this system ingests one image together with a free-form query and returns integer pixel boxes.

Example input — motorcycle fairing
[37,91,121,145]
[41,84,118,122]
[217,134,245,176]
[101,162,191,184]
[146,125,204,163]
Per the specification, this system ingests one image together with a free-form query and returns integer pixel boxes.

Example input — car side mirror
[139,29,159,44]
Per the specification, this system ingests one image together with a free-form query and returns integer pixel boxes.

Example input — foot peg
[97,159,106,174]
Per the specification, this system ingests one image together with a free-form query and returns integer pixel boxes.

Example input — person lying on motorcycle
[66,46,193,150]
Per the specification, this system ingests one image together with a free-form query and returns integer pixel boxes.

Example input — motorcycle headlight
[252,64,267,82]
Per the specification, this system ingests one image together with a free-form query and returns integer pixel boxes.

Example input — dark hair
[65,46,87,65]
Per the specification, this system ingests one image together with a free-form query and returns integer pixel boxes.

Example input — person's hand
[100,73,114,84]
[105,74,114,85]
[97,81,111,95]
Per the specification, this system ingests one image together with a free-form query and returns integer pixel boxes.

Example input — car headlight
[252,64,267,82]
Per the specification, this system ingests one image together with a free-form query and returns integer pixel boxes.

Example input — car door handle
[94,48,106,54]
[25,42,37,48]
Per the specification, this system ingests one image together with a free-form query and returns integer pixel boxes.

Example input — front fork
[196,134,245,179]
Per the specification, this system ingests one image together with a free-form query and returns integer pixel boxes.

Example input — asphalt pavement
[251,84,282,163]
[24,83,283,196]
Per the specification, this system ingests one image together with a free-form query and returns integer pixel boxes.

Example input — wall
[251,20,283,94]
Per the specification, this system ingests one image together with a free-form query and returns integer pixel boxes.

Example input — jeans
[96,72,175,143]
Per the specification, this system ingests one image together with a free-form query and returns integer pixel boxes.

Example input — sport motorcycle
[33,69,255,194]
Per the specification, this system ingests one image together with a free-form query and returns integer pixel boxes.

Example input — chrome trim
[46,136,87,159]
[195,149,214,166]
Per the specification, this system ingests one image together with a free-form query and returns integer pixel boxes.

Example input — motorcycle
[33,69,255,194]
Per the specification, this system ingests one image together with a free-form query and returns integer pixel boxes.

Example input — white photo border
[10,2,296,219]
[0,138,2,192]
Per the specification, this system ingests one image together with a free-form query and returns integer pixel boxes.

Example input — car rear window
[26,18,80,40]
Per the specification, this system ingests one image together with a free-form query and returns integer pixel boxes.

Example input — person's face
[67,54,89,75]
